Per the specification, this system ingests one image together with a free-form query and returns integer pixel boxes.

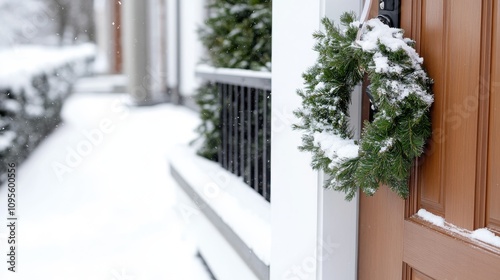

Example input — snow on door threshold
[416,209,500,248]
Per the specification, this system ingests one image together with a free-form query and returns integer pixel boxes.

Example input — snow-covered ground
[0,77,212,280]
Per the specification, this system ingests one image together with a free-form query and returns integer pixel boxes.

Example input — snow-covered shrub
[0,44,95,184]
[194,0,272,161]
[199,0,272,71]
[193,83,220,161]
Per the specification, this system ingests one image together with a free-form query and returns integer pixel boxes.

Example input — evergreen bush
[194,0,272,161]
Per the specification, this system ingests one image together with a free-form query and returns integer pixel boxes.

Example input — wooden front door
[358,1,500,279]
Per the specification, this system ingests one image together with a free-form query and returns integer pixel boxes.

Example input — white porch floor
[0,76,212,280]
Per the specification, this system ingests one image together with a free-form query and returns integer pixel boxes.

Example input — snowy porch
[0,76,213,279]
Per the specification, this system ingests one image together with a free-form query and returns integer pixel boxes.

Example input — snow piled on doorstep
[417,209,500,248]
[471,229,500,247]
[416,209,445,227]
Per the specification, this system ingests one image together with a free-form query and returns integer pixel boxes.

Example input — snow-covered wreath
[294,12,434,200]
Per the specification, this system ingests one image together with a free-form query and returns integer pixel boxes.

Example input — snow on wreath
[293,12,434,200]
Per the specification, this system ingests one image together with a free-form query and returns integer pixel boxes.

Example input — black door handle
[378,0,401,28]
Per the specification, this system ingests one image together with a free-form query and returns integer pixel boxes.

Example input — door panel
[358,186,405,280]
[417,0,446,216]
[358,5,405,280]
[403,219,500,279]
[410,269,434,280]
[358,0,500,279]
[487,0,500,235]
[415,0,482,230]
[441,0,481,230]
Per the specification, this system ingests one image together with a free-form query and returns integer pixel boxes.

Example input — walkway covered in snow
[0,76,212,280]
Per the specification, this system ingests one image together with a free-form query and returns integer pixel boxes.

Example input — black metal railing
[196,66,272,201]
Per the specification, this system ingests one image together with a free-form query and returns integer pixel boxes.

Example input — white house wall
[166,0,178,91]
[179,0,206,97]
[147,0,164,97]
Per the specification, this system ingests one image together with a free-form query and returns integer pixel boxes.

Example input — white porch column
[178,0,205,105]
[271,1,322,279]
[121,0,152,104]
[166,0,180,102]
[93,0,114,74]
[147,0,166,95]
[272,0,364,279]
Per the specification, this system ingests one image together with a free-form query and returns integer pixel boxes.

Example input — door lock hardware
[378,0,400,28]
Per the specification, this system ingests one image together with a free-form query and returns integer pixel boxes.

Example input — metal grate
[196,66,272,202]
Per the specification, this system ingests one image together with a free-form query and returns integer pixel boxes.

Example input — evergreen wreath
[294,12,434,200]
